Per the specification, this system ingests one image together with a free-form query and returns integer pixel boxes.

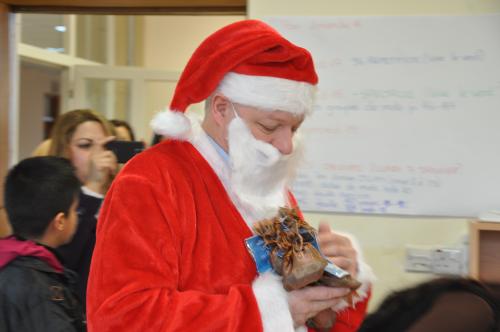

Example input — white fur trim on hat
[253,271,307,332]
[218,72,316,115]
[150,108,192,140]
[331,231,376,312]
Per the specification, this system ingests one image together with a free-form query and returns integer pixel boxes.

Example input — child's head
[4,156,81,247]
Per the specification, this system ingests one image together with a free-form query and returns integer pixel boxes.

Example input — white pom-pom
[150,109,192,140]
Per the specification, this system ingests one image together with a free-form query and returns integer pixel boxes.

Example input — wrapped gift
[246,208,362,330]
[247,207,361,293]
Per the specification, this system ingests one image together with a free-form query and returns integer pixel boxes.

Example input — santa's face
[226,102,305,219]
[226,103,304,156]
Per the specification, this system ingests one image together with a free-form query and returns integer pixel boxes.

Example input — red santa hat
[151,19,318,139]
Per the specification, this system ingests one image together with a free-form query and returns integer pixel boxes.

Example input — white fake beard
[227,117,303,221]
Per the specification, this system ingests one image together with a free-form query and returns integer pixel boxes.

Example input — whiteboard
[264,15,500,217]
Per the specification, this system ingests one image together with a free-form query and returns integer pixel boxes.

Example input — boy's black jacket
[0,236,85,332]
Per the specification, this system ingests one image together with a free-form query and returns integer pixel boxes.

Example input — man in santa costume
[87,19,374,332]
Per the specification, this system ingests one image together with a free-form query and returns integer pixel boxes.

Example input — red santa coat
[87,139,370,332]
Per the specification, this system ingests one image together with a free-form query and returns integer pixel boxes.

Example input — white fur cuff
[331,231,376,312]
[252,272,296,332]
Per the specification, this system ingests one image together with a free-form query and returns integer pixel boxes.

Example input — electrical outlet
[405,246,432,272]
[431,248,465,275]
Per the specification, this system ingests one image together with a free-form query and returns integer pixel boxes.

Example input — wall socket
[431,248,466,275]
[405,245,467,275]
[405,246,433,273]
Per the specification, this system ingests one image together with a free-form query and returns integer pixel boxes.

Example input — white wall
[305,213,468,310]
[248,0,500,310]
[143,16,245,72]
[248,0,500,17]
[19,62,61,159]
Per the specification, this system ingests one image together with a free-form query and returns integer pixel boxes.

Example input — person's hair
[110,119,136,141]
[4,156,81,239]
[358,277,499,332]
[31,139,52,157]
[150,133,163,146]
[49,109,114,158]
[205,94,214,112]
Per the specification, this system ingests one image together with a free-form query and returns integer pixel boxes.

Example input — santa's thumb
[318,222,332,234]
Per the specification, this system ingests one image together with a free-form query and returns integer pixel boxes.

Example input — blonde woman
[48,109,118,309]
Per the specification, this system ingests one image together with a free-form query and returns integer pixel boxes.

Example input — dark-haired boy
[0,156,85,332]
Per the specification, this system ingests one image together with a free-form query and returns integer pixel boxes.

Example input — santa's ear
[211,94,232,126]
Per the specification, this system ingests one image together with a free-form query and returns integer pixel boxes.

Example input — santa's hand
[308,308,337,331]
[318,223,358,278]
[288,285,349,328]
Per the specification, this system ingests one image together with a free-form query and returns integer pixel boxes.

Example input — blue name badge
[245,235,273,273]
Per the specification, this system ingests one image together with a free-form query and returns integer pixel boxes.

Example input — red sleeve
[86,173,263,332]
[306,292,370,332]
[333,292,370,332]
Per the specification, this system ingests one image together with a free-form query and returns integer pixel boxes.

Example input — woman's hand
[85,137,118,195]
